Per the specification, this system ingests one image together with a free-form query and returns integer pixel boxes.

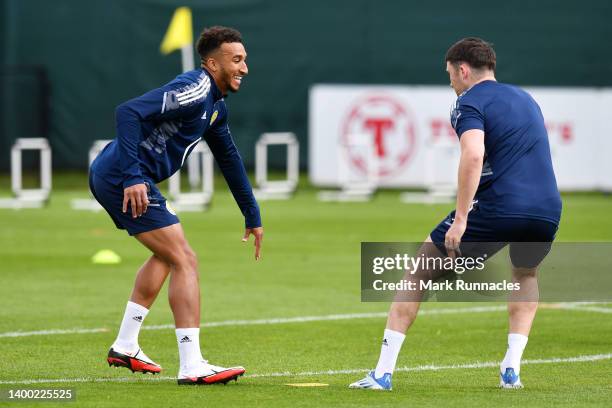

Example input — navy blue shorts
[89,172,180,236]
[430,203,558,268]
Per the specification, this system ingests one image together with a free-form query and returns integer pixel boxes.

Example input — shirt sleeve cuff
[244,205,262,228]
[122,176,145,189]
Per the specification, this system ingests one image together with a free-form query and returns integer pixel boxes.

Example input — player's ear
[204,57,218,72]
[460,63,469,80]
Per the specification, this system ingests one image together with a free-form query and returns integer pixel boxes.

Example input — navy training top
[91,68,261,228]
[450,80,562,225]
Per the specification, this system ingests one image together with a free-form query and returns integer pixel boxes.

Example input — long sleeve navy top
[91,68,261,228]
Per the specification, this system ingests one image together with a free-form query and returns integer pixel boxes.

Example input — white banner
[308,84,612,191]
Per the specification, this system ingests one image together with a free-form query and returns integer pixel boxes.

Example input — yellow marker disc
[91,249,121,264]
[285,383,329,387]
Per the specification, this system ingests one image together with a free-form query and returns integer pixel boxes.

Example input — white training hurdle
[0,138,52,209]
[317,133,378,202]
[254,132,299,200]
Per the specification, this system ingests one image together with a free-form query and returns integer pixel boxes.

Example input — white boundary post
[0,138,52,209]
[254,132,299,200]
[168,141,214,211]
[71,140,112,211]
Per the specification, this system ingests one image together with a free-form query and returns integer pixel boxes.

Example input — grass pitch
[0,174,610,407]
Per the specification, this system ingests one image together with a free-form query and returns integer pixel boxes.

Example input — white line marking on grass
[1,303,609,339]
[144,305,508,331]
[251,353,612,378]
[1,353,610,385]
[0,376,176,385]
[555,303,612,314]
[571,306,612,314]
[0,328,110,338]
[0,306,506,338]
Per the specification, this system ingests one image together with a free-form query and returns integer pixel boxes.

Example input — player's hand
[445,218,467,259]
[122,183,149,218]
[242,227,263,260]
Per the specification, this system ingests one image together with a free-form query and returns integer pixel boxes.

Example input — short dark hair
[196,26,243,60]
[445,37,496,71]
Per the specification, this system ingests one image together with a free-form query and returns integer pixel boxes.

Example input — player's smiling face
[215,42,248,95]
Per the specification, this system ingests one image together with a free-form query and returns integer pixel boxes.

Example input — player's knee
[185,246,198,271]
[152,254,172,269]
[174,245,198,272]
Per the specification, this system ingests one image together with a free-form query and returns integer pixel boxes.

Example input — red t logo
[364,118,394,157]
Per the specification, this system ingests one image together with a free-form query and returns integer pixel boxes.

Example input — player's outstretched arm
[204,105,263,260]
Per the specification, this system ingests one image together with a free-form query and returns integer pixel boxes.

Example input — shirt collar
[202,68,223,102]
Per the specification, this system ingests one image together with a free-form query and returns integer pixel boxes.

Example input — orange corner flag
[160,7,193,55]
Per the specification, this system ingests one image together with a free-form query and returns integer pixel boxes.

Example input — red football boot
[107,347,162,374]
[177,360,245,385]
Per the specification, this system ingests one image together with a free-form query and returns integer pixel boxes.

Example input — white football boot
[499,367,523,389]
[177,360,245,385]
[349,371,392,390]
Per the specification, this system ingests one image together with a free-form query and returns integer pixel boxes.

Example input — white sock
[500,333,528,374]
[374,329,406,378]
[113,301,149,353]
[176,328,204,373]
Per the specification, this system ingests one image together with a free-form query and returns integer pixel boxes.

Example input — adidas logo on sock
[382,338,389,346]
[179,336,191,343]
[132,315,143,322]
